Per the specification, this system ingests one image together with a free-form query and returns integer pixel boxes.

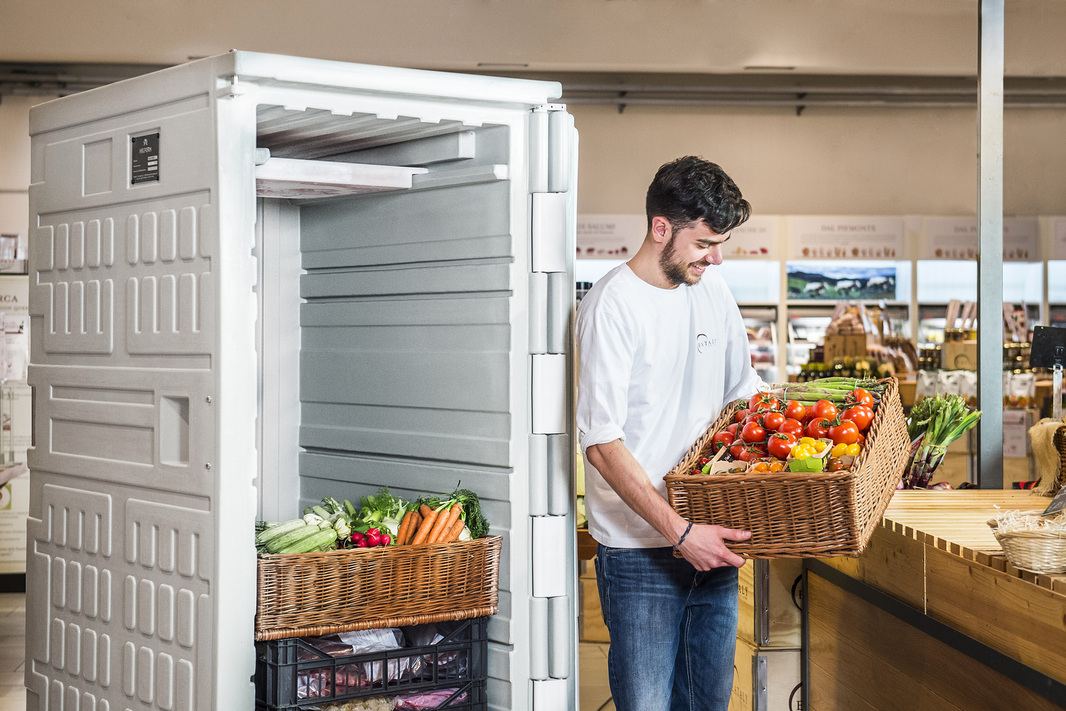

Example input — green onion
[903,393,982,488]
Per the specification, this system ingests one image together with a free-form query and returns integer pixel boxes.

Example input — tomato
[810,399,838,421]
[734,408,751,424]
[805,418,832,439]
[767,432,797,460]
[760,411,786,432]
[730,443,756,462]
[855,432,866,445]
[750,461,771,473]
[791,443,815,459]
[841,405,875,432]
[750,443,769,457]
[826,457,846,472]
[711,431,735,452]
[845,443,862,456]
[758,397,781,412]
[777,418,804,438]
[741,421,766,443]
[726,423,740,437]
[829,420,860,446]
[749,393,781,411]
[768,460,786,472]
[830,442,849,458]
[848,388,875,407]
[784,400,806,422]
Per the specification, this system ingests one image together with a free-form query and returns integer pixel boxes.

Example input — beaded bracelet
[673,521,694,551]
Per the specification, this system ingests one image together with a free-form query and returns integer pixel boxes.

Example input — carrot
[396,510,417,545]
[407,512,422,544]
[429,503,462,543]
[410,507,438,545]
[441,515,466,543]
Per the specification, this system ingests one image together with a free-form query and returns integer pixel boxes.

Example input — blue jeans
[595,545,739,711]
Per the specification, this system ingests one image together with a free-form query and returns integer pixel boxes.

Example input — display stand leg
[1054,364,1063,422]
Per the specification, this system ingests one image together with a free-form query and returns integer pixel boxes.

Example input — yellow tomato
[811,439,828,453]
[831,442,849,458]
[792,443,814,459]
[799,436,816,446]
[845,443,862,456]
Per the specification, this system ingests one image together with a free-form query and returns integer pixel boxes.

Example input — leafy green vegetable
[450,487,490,539]
[354,487,408,537]
[903,393,982,488]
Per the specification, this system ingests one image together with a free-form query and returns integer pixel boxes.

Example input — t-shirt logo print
[696,333,717,353]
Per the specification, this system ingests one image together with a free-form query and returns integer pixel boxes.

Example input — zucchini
[255,518,307,546]
[276,528,338,555]
[264,524,317,553]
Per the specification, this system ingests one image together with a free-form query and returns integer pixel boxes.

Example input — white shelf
[255,158,428,199]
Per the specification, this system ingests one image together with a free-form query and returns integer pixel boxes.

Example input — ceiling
[1,1,1065,107]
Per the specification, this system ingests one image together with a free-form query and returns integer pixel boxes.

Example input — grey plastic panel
[299,295,512,465]
[299,179,513,270]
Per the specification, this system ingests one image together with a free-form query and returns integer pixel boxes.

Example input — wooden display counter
[805,490,1066,710]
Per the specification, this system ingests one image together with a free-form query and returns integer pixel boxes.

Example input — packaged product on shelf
[295,629,412,700]
[1004,370,1037,408]
[312,696,397,711]
[914,370,940,404]
[394,688,470,709]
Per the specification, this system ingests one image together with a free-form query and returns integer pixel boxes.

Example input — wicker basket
[989,513,1066,574]
[1053,426,1066,493]
[255,535,502,640]
[664,378,909,558]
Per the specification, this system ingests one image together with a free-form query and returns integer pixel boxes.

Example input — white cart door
[24,57,258,710]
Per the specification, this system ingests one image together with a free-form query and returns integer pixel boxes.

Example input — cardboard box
[729,638,801,711]
[942,340,978,370]
[823,333,867,361]
[737,559,803,649]
[579,576,609,643]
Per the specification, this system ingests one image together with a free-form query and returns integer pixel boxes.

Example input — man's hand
[676,523,751,570]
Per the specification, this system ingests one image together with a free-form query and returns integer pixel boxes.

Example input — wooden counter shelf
[804,490,1066,710]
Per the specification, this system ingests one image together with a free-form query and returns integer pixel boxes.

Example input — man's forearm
[585,439,690,546]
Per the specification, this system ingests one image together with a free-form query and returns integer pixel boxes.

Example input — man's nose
[707,244,723,265]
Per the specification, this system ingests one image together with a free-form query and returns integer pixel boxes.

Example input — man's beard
[659,234,701,286]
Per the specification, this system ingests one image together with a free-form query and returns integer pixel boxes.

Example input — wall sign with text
[921,216,1040,261]
[787,216,907,260]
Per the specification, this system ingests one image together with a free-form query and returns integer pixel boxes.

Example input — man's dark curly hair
[645,156,751,235]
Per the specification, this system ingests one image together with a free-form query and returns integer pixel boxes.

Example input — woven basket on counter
[255,535,502,641]
[989,513,1066,575]
[664,377,909,559]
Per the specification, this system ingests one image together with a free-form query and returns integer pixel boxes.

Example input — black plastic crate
[255,617,488,710]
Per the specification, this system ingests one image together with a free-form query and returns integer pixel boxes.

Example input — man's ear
[650,216,672,244]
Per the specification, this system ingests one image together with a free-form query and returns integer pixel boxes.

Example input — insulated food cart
[25,51,578,711]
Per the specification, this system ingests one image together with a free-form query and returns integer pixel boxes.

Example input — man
[576,156,765,711]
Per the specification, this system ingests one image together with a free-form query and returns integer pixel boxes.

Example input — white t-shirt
[576,263,764,548]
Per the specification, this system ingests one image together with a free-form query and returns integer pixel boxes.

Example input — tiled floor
[578,641,615,711]
[0,593,25,711]
[0,592,614,711]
